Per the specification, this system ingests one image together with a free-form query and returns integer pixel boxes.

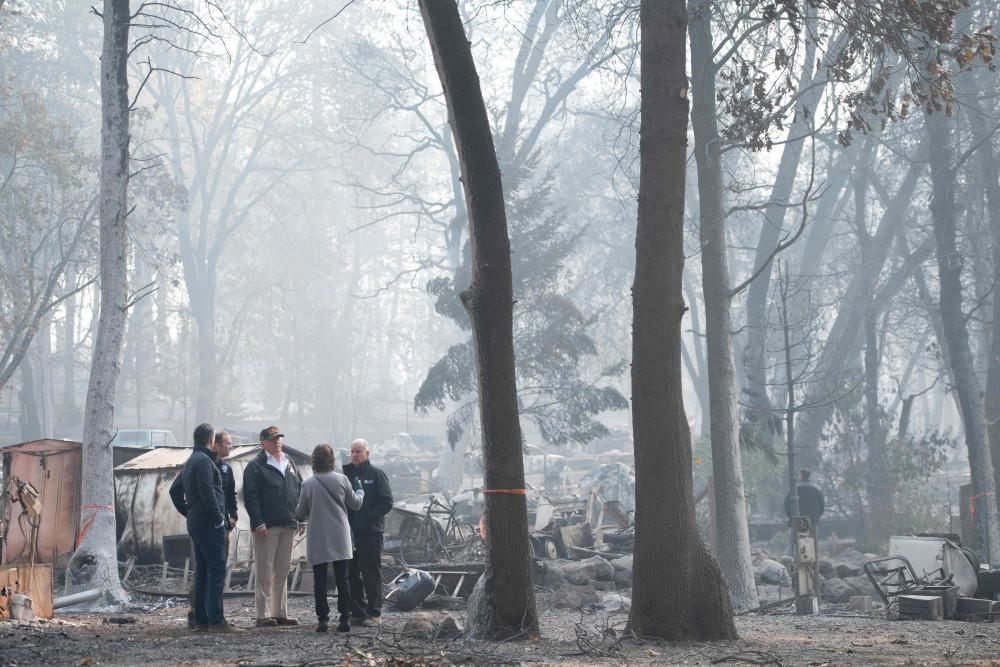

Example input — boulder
[831,548,869,570]
[401,613,437,639]
[843,575,877,598]
[556,556,616,584]
[420,595,466,611]
[434,615,464,639]
[613,568,632,588]
[818,560,834,578]
[598,592,631,614]
[610,554,632,587]
[610,555,633,572]
[821,577,854,603]
[835,563,862,578]
[756,558,791,586]
[548,586,602,610]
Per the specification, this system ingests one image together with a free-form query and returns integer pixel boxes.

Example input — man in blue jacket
[169,423,243,633]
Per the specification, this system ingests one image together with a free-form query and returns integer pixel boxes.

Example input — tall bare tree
[418,0,538,640]
[628,0,736,640]
[64,0,131,603]
[925,83,1000,563]
[688,0,758,610]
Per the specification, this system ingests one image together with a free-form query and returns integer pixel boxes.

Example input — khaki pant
[252,525,295,620]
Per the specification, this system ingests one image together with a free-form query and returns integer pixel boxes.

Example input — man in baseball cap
[243,426,302,627]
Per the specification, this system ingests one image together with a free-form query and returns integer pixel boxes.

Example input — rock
[832,548,868,570]
[835,563,862,578]
[555,556,615,584]
[533,560,563,587]
[757,558,791,585]
[779,555,794,569]
[821,577,854,603]
[818,560,834,578]
[434,614,464,639]
[420,595,466,611]
[401,613,437,638]
[610,555,633,572]
[613,568,632,587]
[598,592,631,614]
[592,580,616,592]
[548,586,602,609]
[843,575,877,598]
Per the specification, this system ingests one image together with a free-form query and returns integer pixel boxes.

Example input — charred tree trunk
[418,0,538,640]
[628,0,736,640]
[62,262,79,433]
[688,0,758,611]
[925,105,1000,563]
[18,357,42,441]
[65,0,130,604]
[864,310,892,550]
[966,71,1000,520]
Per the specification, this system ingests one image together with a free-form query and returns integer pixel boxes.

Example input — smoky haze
[1,0,996,567]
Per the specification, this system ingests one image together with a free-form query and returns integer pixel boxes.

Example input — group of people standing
[169,424,393,634]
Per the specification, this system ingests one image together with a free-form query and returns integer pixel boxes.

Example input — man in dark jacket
[784,468,825,529]
[343,438,393,621]
[169,423,243,633]
[243,425,303,627]
[180,429,240,628]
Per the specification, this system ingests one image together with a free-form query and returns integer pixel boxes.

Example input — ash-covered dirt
[1,591,999,666]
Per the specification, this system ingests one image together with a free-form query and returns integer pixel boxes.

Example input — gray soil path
[1,594,999,665]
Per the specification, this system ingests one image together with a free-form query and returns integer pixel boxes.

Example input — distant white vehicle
[111,429,180,448]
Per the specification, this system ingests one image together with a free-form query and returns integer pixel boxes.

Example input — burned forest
[2,0,1000,665]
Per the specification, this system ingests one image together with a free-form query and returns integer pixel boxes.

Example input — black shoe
[337,615,351,633]
[350,613,367,625]
[316,620,328,633]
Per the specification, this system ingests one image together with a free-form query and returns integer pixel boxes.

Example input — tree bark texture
[65,0,130,604]
[965,69,1000,520]
[628,0,736,640]
[925,106,1000,563]
[864,309,892,550]
[688,0,758,611]
[418,0,538,639]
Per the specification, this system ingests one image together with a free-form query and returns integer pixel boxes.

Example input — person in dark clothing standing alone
[169,423,243,633]
[784,468,825,528]
[343,438,393,622]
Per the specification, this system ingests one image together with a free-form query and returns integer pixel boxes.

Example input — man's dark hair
[214,430,228,445]
[799,468,811,481]
[194,423,214,449]
[312,443,336,474]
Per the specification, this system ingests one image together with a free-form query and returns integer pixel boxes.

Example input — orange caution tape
[482,488,527,495]
[968,492,993,521]
[76,504,114,549]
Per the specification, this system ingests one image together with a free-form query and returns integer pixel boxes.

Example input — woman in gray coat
[296,444,364,632]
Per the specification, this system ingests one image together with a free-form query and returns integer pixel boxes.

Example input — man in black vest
[243,425,302,627]
[343,438,393,622]
[169,423,243,633]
